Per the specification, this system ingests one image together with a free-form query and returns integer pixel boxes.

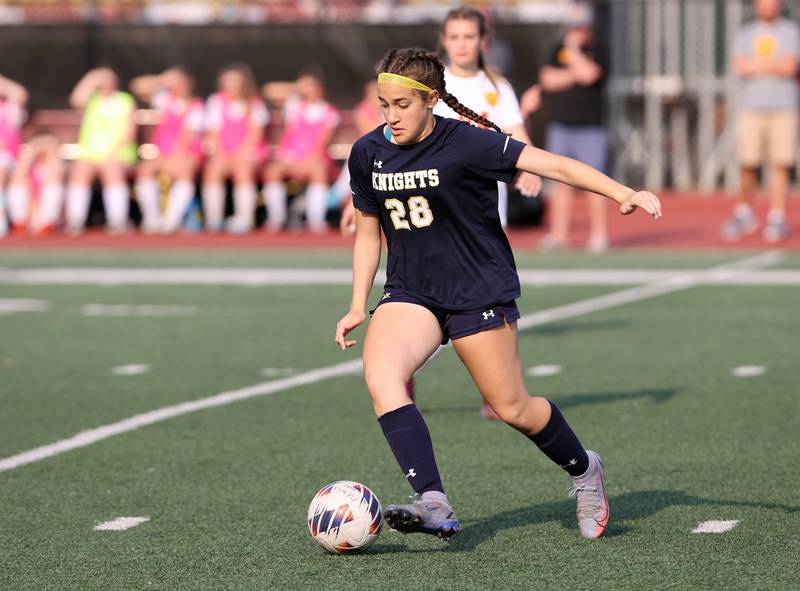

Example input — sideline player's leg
[452,320,609,539]
[363,302,460,539]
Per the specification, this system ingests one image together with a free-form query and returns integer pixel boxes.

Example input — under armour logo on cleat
[482,309,495,320]
[405,468,416,479]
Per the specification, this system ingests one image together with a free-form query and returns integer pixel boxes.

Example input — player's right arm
[335,208,381,350]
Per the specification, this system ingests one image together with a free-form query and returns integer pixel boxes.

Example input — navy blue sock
[528,401,589,477]
[378,404,444,495]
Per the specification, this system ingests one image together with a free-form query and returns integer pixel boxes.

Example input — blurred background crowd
[0,0,798,246]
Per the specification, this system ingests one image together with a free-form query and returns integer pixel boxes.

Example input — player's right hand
[335,309,366,350]
[340,201,357,236]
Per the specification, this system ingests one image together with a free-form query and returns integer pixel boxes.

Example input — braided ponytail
[376,47,504,134]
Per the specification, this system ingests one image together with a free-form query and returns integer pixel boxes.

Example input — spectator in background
[262,67,340,233]
[539,5,610,253]
[6,132,64,234]
[0,74,28,237]
[130,67,204,234]
[66,68,137,235]
[203,64,268,233]
[724,0,798,243]
[435,6,541,229]
[338,80,381,235]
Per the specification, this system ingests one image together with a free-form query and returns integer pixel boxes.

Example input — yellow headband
[378,72,434,93]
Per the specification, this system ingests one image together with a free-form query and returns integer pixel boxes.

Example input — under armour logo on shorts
[482,309,495,320]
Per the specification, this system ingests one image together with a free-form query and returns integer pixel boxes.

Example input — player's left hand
[620,190,662,219]
[515,171,542,198]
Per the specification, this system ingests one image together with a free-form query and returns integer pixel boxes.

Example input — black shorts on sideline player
[371,289,520,344]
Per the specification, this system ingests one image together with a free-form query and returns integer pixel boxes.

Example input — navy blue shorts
[371,289,520,344]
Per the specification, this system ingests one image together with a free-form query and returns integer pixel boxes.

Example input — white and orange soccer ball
[307,481,383,554]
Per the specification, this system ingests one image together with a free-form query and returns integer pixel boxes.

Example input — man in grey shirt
[724,0,799,242]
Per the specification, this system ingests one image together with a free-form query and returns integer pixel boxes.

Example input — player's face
[220,71,244,98]
[441,18,484,70]
[298,75,324,101]
[755,0,781,21]
[378,83,438,145]
[165,69,191,97]
[96,69,118,94]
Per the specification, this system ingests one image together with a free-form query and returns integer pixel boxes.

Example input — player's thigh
[264,159,289,182]
[767,111,798,168]
[69,160,96,185]
[231,156,256,184]
[99,161,127,185]
[203,153,230,182]
[362,302,443,391]
[452,321,530,414]
[137,158,159,179]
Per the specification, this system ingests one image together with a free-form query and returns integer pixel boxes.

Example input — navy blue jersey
[349,116,526,312]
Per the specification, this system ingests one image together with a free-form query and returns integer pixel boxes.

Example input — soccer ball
[307,481,383,554]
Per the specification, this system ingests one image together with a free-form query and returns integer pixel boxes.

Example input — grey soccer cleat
[568,450,610,539]
[763,217,789,243]
[721,208,758,242]
[383,491,461,539]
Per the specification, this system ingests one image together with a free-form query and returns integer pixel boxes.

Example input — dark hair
[441,6,501,92]
[376,47,502,133]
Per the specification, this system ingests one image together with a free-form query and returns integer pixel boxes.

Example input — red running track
[1,193,798,251]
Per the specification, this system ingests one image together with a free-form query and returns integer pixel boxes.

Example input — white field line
[1,266,799,286]
[82,304,196,317]
[0,299,50,314]
[691,520,739,534]
[112,364,152,376]
[94,516,150,531]
[732,365,766,377]
[0,251,783,474]
[517,251,783,331]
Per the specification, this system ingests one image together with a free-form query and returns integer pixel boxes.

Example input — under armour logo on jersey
[374,160,383,169]
[405,468,416,479]
[560,458,577,469]
[482,309,495,320]
[381,292,392,300]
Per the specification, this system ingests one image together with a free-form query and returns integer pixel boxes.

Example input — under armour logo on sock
[560,458,577,469]
[482,309,495,320]
[405,468,416,479]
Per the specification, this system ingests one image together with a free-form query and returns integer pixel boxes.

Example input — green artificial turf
[0,251,798,590]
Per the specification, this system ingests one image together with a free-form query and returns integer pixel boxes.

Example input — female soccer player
[0,75,29,236]
[334,49,661,540]
[66,68,137,235]
[435,6,541,225]
[6,132,64,234]
[203,64,268,233]
[262,68,340,233]
[130,67,204,234]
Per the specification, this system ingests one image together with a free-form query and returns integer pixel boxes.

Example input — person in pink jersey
[203,64,268,233]
[130,67,204,234]
[262,68,340,233]
[6,132,64,234]
[0,75,28,237]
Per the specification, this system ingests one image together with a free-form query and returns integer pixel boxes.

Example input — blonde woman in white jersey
[434,6,541,228]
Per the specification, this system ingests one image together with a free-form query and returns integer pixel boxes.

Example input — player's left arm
[515,145,662,218]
